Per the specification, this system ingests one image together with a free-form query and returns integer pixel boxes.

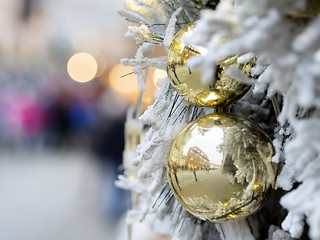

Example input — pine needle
[219,224,226,240]
[152,185,167,208]
[120,67,148,78]
[169,98,184,118]
[179,212,188,232]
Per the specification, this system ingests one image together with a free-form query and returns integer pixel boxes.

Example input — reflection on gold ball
[167,22,253,108]
[167,112,277,223]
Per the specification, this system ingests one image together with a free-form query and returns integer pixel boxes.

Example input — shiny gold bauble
[167,112,277,223]
[167,22,253,108]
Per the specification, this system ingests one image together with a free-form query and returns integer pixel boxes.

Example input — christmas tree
[116,0,320,239]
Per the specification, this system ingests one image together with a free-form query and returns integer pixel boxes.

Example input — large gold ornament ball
[167,113,277,223]
[167,22,253,108]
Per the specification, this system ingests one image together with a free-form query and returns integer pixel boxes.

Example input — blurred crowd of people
[0,67,131,217]
[0,69,127,153]
[0,0,141,238]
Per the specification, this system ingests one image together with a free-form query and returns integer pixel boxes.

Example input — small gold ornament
[167,22,253,108]
[123,118,144,180]
[167,112,277,223]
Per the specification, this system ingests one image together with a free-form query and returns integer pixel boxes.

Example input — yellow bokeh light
[109,64,139,94]
[90,51,106,78]
[253,184,260,190]
[67,52,98,83]
[153,68,167,89]
[227,214,237,219]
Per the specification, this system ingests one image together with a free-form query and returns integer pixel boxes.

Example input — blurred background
[0,0,166,239]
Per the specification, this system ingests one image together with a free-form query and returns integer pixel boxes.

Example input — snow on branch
[118,0,320,239]
[187,0,320,239]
